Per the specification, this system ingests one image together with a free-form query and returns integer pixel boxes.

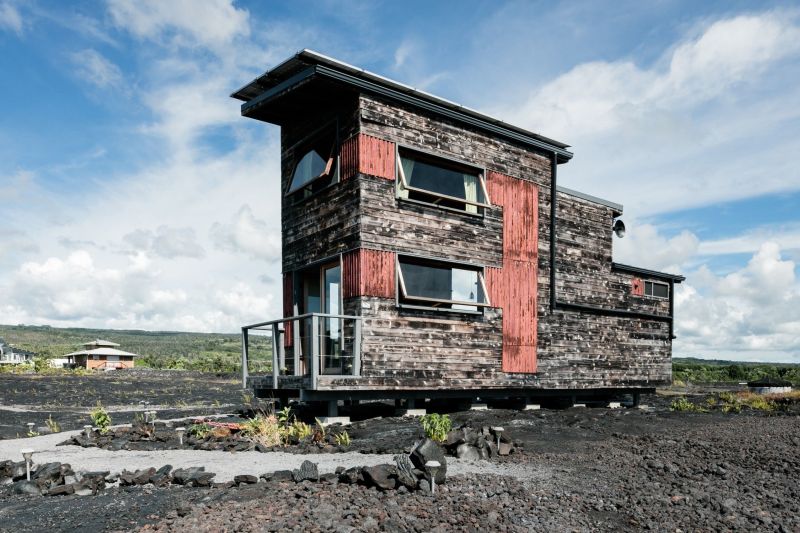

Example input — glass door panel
[322,264,342,374]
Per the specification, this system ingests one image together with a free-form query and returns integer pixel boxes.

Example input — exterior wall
[279,91,674,392]
[77,355,135,370]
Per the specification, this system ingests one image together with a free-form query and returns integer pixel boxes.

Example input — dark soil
[1,393,798,532]
[0,370,242,439]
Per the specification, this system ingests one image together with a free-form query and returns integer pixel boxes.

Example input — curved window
[286,131,338,200]
[397,149,490,214]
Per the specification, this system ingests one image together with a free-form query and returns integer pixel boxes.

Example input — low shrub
[90,402,112,433]
[420,413,452,442]
[334,431,351,447]
[45,415,61,433]
[669,397,707,413]
[240,415,282,447]
[188,423,212,440]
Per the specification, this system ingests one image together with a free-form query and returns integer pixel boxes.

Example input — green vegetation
[45,415,61,433]
[89,402,112,433]
[672,357,800,385]
[669,397,708,413]
[0,324,272,374]
[188,423,212,440]
[334,430,352,447]
[420,413,452,442]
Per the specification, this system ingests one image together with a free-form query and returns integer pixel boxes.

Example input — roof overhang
[612,263,686,283]
[232,49,574,163]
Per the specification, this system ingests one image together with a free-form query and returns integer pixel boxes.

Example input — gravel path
[0,430,550,483]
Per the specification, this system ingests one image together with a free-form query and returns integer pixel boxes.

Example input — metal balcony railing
[241,313,362,390]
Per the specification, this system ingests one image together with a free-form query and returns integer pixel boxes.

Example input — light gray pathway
[0,431,551,483]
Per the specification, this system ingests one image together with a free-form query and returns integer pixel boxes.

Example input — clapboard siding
[342,248,396,298]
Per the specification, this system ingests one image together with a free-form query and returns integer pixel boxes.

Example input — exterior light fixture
[425,460,441,494]
[613,219,626,238]
[83,425,93,438]
[491,426,504,449]
[21,449,34,481]
[176,427,186,445]
[26,422,34,434]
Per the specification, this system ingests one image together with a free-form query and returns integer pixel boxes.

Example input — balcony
[241,313,362,391]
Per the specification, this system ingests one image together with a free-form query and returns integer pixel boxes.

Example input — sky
[0,0,798,362]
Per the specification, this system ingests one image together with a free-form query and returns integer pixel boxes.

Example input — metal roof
[232,49,574,162]
[556,185,623,214]
[612,263,686,283]
[65,347,139,357]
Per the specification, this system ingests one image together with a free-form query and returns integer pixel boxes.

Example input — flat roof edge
[557,186,623,213]
[612,262,686,282]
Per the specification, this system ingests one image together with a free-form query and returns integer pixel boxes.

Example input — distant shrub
[45,415,61,433]
[669,397,707,413]
[420,413,452,442]
[90,402,112,433]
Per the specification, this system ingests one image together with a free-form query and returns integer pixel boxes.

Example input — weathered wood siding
[486,171,538,373]
[342,248,396,298]
[340,134,395,181]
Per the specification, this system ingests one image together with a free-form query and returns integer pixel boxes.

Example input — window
[397,255,489,312]
[396,148,490,214]
[286,130,338,201]
[645,281,669,299]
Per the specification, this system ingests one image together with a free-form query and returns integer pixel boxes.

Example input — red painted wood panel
[340,134,395,181]
[631,277,644,296]
[486,171,538,373]
[282,272,293,346]
[343,248,395,298]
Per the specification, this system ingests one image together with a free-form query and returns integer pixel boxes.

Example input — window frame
[395,145,492,215]
[395,253,491,314]
[644,280,670,300]
[284,121,340,202]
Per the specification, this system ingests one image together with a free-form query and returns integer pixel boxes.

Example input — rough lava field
[0,371,798,532]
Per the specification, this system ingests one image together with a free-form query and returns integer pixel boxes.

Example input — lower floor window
[397,255,489,312]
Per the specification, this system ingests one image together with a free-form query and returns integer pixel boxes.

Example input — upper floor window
[397,255,490,312]
[645,280,669,299]
[396,148,490,214]
[286,129,338,201]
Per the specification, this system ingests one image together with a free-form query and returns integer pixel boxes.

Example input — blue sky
[0,0,798,362]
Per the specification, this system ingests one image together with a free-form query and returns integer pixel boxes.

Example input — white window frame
[396,147,492,212]
[644,280,670,299]
[396,254,491,312]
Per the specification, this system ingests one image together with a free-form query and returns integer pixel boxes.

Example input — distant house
[0,338,35,365]
[65,339,138,370]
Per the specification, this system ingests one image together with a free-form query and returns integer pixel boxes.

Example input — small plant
[718,391,738,404]
[277,406,292,427]
[669,397,707,413]
[188,423,212,440]
[45,415,61,433]
[741,394,777,412]
[705,396,717,407]
[420,413,452,442]
[240,415,282,447]
[312,418,327,443]
[241,391,254,406]
[90,402,112,433]
[334,431,352,447]
[292,420,312,441]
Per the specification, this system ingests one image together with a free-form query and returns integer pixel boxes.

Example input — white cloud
[0,1,22,34]
[0,169,33,200]
[107,0,249,51]
[70,49,123,88]
[698,224,800,256]
[210,205,280,261]
[675,242,800,361]
[613,222,699,273]
[123,225,205,259]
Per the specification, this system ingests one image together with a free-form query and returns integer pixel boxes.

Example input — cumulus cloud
[70,49,123,88]
[0,1,22,34]
[107,0,249,50]
[675,242,800,361]
[123,225,205,259]
[613,222,699,274]
[209,205,280,262]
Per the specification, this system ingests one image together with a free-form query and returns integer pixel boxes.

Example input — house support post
[311,315,319,390]
[271,324,279,390]
[293,319,301,376]
[241,328,249,389]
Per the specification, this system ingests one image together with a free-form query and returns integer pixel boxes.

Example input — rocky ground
[0,370,242,440]
[0,389,798,532]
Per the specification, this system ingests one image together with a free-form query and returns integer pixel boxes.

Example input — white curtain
[397,157,414,199]
[463,173,478,213]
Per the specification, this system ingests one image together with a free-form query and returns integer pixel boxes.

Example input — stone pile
[0,460,109,497]
[442,424,518,460]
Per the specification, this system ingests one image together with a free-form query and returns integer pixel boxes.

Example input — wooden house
[234,50,684,415]
[0,338,35,365]
[65,339,138,370]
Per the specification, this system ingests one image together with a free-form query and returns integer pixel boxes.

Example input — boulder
[73,482,95,496]
[10,461,28,482]
[410,439,447,485]
[0,460,14,483]
[133,467,157,485]
[234,474,258,485]
[393,455,418,490]
[361,465,397,491]
[444,430,463,448]
[456,443,481,461]
[33,462,72,489]
[172,467,215,487]
[171,467,204,485]
[12,480,41,496]
[150,466,173,487]
[337,467,362,485]
[263,470,294,482]
[46,484,75,496]
[292,460,319,482]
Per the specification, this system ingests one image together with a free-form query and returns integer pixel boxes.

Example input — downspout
[668,280,675,340]
[549,151,558,313]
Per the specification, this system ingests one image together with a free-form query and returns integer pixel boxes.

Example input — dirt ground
[0,370,243,440]
[1,373,798,532]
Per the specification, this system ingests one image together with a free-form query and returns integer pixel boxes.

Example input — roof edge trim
[612,262,686,283]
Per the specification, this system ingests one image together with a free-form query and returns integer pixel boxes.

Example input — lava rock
[292,460,319,482]
[394,454,418,490]
[361,464,397,491]
[46,484,75,496]
[456,443,481,461]
[13,480,41,496]
[263,470,294,482]
[337,467,362,485]
[410,439,447,485]
[234,474,258,485]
